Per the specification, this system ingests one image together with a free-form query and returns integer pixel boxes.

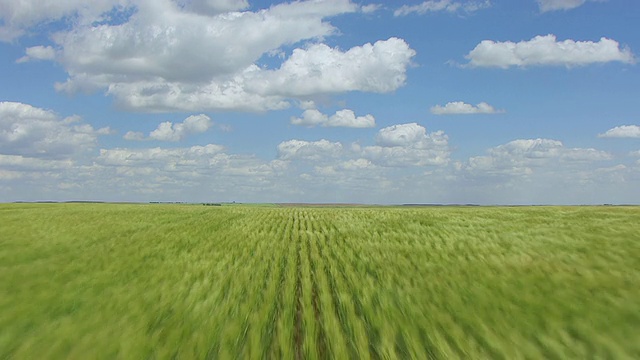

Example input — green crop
[1,204,639,358]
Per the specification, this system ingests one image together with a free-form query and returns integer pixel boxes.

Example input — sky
[1,0,639,204]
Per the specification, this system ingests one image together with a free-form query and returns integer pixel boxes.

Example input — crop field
[1,204,639,359]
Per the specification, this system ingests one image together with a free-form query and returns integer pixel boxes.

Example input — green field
[1,204,639,359]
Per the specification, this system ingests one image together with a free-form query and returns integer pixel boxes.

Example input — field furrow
[305,225,328,359]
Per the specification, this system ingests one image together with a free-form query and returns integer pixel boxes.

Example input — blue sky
[1,0,639,204]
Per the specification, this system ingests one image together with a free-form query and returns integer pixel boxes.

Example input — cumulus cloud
[363,123,450,166]
[99,37,412,112]
[598,125,640,138]
[0,0,127,41]
[0,169,23,181]
[100,66,291,112]
[145,114,212,142]
[376,122,429,147]
[291,109,375,128]
[248,38,416,97]
[313,158,377,179]
[277,123,450,168]
[180,0,250,15]
[339,158,375,170]
[0,101,110,159]
[95,143,289,195]
[537,0,603,12]
[16,46,56,63]
[46,1,357,102]
[394,0,491,16]
[290,109,327,127]
[0,154,73,171]
[19,0,416,112]
[360,4,382,13]
[298,100,317,110]
[277,139,343,161]
[465,34,635,68]
[123,131,145,141]
[430,101,503,115]
[149,116,211,141]
[465,138,612,176]
[98,144,225,166]
[328,110,375,128]
[53,1,356,86]
[488,139,611,162]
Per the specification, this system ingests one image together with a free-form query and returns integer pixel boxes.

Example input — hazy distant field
[1,204,639,359]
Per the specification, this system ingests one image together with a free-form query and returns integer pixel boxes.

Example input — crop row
[1,204,639,358]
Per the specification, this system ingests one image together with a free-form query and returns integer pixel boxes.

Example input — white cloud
[291,109,375,128]
[298,100,317,110]
[100,66,291,112]
[361,4,382,13]
[291,109,327,127]
[180,0,249,15]
[93,143,290,200]
[598,125,640,138]
[453,138,635,205]
[363,123,450,166]
[340,158,375,170]
[394,0,491,16]
[465,34,635,68]
[489,139,611,161]
[0,154,73,170]
[277,139,343,161]
[376,122,429,147]
[328,110,375,128]
[54,1,356,86]
[98,144,225,167]
[42,0,367,111]
[148,114,213,141]
[97,37,415,112]
[16,45,56,63]
[0,101,110,159]
[465,138,612,176]
[278,123,450,168]
[0,0,127,41]
[149,122,184,141]
[1,118,634,204]
[313,158,377,178]
[430,101,503,115]
[248,37,416,97]
[123,131,145,141]
[23,1,416,112]
[361,141,450,167]
[537,0,604,12]
[562,148,613,162]
[0,169,23,180]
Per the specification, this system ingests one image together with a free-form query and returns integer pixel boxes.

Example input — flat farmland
[1,204,639,359]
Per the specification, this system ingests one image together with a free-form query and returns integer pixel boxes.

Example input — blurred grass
[0,204,639,359]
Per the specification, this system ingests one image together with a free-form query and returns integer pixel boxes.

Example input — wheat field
[1,203,638,359]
